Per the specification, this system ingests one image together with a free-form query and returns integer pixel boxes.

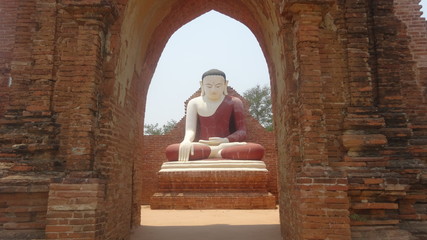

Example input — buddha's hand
[178,141,194,162]
[199,137,229,146]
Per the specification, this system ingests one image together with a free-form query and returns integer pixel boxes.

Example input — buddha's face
[201,75,227,101]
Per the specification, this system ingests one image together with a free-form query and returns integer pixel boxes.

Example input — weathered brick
[0,0,426,240]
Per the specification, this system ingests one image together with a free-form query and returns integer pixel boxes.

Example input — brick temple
[0,0,426,239]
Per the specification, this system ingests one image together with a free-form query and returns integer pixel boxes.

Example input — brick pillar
[340,0,392,233]
[45,173,105,240]
[0,0,59,171]
[393,0,427,231]
[280,1,351,239]
[340,0,415,236]
[44,2,116,239]
[53,1,116,171]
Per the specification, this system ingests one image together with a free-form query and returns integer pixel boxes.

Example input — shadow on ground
[131,224,281,240]
[131,206,282,240]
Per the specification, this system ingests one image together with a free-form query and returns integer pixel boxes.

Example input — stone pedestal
[150,160,276,209]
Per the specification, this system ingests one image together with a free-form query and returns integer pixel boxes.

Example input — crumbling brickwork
[0,0,426,239]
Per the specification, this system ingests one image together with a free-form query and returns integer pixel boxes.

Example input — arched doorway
[141,9,275,205]
[65,0,427,239]
[2,0,426,239]
[110,0,289,238]
[108,0,350,239]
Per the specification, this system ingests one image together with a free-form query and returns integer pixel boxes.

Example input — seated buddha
[165,69,265,161]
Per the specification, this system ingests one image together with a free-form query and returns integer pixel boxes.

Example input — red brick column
[393,0,427,229]
[0,0,59,171]
[52,1,116,171]
[0,0,17,117]
[280,2,351,239]
[340,1,419,238]
[339,0,394,234]
[45,174,105,240]
[44,2,115,240]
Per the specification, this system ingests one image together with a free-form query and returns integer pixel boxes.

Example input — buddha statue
[165,69,265,162]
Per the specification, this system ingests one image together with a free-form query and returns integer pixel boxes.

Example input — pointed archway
[110,0,351,239]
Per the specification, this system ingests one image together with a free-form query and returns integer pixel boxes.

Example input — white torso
[190,95,225,117]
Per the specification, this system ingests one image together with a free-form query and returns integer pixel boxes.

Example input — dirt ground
[130,205,282,240]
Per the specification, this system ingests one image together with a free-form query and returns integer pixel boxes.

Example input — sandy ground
[130,205,282,240]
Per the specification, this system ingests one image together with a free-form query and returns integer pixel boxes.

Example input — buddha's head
[200,69,228,100]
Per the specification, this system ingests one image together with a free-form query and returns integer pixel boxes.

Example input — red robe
[197,95,246,142]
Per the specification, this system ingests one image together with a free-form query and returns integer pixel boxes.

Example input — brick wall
[45,174,106,240]
[277,0,426,239]
[141,87,278,204]
[0,0,17,118]
[277,3,351,238]
[0,0,426,239]
[0,0,59,172]
[0,174,52,239]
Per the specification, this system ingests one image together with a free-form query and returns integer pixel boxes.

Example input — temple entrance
[136,8,280,239]
[1,0,426,239]
[84,0,291,238]
[141,9,275,200]
[108,0,427,238]
[121,1,351,239]
[105,0,427,238]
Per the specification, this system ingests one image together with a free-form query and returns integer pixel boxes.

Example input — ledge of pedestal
[159,159,268,172]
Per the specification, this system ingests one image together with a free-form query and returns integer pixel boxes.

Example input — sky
[145,3,427,127]
[145,11,269,126]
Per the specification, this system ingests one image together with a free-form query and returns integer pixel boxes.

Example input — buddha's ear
[200,81,205,96]
[223,80,229,95]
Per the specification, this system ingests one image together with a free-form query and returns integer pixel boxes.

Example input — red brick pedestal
[150,160,276,209]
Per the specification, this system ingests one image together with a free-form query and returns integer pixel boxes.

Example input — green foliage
[162,119,178,134]
[144,119,177,135]
[243,84,273,131]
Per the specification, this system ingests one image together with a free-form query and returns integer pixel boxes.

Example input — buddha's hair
[201,69,226,81]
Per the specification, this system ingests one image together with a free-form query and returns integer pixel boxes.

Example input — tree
[162,119,178,134]
[243,84,273,131]
[144,123,163,135]
[144,119,177,135]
